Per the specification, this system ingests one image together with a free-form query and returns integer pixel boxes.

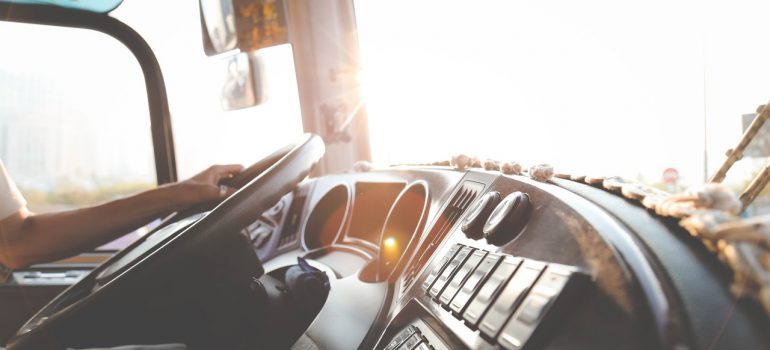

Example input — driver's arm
[0,164,243,269]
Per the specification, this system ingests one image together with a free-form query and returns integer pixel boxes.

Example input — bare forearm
[3,186,180,268]
[0,164,242,269]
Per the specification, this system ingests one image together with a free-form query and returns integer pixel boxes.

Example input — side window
[0,22,156,248]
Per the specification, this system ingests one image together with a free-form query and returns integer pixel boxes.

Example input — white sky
[355,0,770,187]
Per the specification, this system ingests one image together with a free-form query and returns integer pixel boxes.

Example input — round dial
[483,191,532,246]
[461,191,501,239]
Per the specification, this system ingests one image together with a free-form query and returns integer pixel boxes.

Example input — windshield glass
[113,0,303,179]
[0,21,158,250]
[355,0,770,215]
[0,22,154,212]
[0,1,303,251]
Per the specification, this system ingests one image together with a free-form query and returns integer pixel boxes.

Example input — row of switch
[422,243,583,349]
[383,323,446,350]
[241,219,275,249]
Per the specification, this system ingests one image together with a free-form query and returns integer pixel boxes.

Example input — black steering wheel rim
[7,134,325,350]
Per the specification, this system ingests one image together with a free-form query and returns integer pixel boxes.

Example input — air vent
[400,180,485,293]
[430,181,485,245]
[278,186,309,249]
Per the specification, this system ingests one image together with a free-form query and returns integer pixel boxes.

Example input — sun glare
[355,0,770,189]
[383,236,397,249]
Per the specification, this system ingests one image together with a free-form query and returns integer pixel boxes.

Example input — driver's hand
[168,164,244,208]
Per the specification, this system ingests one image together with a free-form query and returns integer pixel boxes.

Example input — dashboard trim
[542,178,686,349]
[554,178,770,350]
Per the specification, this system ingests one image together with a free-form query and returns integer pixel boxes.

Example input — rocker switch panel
[429,246,474,298]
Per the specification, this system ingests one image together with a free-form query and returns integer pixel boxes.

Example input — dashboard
[244,167,767,349]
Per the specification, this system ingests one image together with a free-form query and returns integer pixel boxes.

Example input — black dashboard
[250,167,768,350]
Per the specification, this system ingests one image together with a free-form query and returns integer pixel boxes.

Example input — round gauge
[461,191,501,240]
[377,182,429,281]
[482,191,532,246]
[303,184,350,250]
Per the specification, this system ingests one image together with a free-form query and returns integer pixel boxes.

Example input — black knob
[483,191,532,246]
[461,191,501,239]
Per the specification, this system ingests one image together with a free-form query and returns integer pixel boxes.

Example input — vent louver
[400,180,485,292]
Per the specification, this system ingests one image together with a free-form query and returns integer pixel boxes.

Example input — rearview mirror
[221,52,267,111]
[200,0,289,56]
[200,0,238,54]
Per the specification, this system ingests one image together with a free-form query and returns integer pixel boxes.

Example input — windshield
[0,0,303,251]
[355,0,770,214]
[112,0,303,179]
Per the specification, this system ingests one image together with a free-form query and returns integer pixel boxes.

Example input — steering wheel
[7,134,325,350]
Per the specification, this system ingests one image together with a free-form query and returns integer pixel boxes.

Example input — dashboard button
[396,333,421,350]
[449,253,502,315]
[483,192,532,246]
[384,325,417,350]
[422,244,462,292]
[462,256,521,327]
[497,265,580,350]
[438,249,487,305]
[461,191,501,239]
[252,225,274,248]
[429,246,474,298]
[516,294,551,325]
[478,259,545,339]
